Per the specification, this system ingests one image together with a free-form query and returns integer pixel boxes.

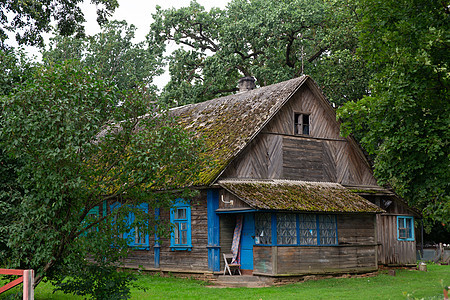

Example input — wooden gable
[220,79,378,186]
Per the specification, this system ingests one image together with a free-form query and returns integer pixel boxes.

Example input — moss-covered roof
[170,76,308,186]
[219,179,384,213]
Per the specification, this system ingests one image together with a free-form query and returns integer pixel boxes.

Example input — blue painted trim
[102,200,107,217]
[109,202,150,250]
[215,209,257,214]
[296,214,300,245]
[207,189,221,272]
[397,216,415,241]
[170,198,192,250]
[154,207,160,268]
[334,215,338,244]
[271,214,277,245]
[316,216,321,245]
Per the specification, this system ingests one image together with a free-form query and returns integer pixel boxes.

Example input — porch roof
[218,179,384,213]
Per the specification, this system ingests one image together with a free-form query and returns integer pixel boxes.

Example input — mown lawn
[1,264,448,299]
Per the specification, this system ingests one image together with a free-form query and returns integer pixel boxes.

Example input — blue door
[240,213,255,270]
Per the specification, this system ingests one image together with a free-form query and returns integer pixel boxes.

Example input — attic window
[294,113,310,135]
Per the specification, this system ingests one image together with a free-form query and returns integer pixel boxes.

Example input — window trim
[397,216,414,241]
[110,202,150,250]
[170,198,192,251]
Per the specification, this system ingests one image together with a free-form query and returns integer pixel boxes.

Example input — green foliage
[0,0,118,47]
[43,20,165,93]
[150,0,371,106]
[0,60,205,298]
[0,48,36,96]
[52,266,137,300]
[338,0,450,228]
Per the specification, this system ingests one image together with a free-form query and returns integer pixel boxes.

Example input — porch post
[154,207,160,268]
[207,189,220,272]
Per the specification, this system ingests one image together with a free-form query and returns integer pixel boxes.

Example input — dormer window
[294,113,310,135]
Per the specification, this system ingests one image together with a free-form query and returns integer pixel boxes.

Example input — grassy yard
[1,264,448,299]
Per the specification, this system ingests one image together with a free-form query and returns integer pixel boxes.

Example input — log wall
[123,191,210,272]
[254,245,377,275]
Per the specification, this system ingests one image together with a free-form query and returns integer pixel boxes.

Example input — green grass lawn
[1,264,449,299]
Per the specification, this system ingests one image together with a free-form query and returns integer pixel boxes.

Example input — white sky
[8,0,230,89]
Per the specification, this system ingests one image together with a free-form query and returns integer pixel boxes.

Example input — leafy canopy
[0,0,118,48]
[43,20,165,94]
[338,0,450,229]
[149,0,372,106]
[0,60,205,298]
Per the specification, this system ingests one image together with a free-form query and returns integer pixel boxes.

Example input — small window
[110,202,150,249]
[170,198,192,251]
[294,113,310,135]
[397,216,414,241]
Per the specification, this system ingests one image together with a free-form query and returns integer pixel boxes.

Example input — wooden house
[117,76,419,279]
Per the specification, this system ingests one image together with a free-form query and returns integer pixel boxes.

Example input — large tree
[149,0,372,106]
[43,20,165,93]
[0,0,118,48]
[338,0,449,229]
[0,61,205,298]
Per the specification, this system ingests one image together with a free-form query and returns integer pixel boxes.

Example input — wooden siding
[254,245,377,275]
[218,190,251,210]
[376,215,416,265]
[220,84,377,186]
[264,85,341,139]
[124,191,210,271]
[221,134,282,180]
[251,213,378,275]
[338,214,376,244]
[282,137,325,181]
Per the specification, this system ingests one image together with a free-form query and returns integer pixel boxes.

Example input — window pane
[303,114,309,125]
[181,230,187,245]
[255,213,272,245]
[398,217,413,239]
[180,222,187,230]
[299,214,317,245]
[277,214,297,245]
[174,224,180,244]
[303,124,310,135]
[319,215,337,245]
[176,208,186,220]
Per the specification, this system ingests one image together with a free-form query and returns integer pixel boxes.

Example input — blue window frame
[170,198,192,251]
[397,216,414,241]
[110,202,150,249]
[255,213,337,246]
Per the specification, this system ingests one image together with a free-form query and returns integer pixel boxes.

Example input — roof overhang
[218,179,385,214]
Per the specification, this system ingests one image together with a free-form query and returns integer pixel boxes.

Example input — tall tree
[0,61,205,298]
[0,0,118,48]
[43,20,165,94]
[338,0,450,228]
[149,0,371,106]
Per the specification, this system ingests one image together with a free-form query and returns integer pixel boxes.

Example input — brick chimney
[238,76,256,92]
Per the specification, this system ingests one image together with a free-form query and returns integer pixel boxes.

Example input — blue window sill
[397,238,415,242]
[170,246,192,251]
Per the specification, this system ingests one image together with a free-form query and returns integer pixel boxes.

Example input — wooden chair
[223,253,241,275]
